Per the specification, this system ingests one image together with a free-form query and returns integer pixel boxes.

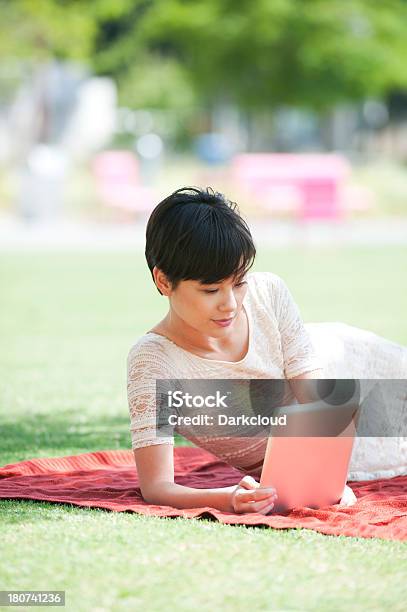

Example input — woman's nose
[219,291,238,312]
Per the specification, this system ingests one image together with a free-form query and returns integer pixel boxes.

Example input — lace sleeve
[272,275,322,378]
[127,342,174,450]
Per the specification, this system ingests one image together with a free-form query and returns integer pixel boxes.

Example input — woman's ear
[153,266,172,296]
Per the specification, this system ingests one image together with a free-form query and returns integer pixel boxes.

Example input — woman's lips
[212,316,235,327]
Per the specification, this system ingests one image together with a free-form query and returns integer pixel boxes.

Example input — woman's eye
[203,282,246,294]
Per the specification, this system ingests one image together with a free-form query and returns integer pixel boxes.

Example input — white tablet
[260,399,359,514]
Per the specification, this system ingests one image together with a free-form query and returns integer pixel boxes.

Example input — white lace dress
[306,322,407,480]
[127,271,407,482]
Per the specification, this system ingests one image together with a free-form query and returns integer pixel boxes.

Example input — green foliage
[0,0,97,60]
[117,54,196,110]
[142,0,407,109]
[1,0,407,111]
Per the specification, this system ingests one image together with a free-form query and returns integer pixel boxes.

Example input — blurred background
[1,0,407,236]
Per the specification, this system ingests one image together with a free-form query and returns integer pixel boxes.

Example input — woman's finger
[238,475,260,490]
[339,485,357,507]
[257,499,276,515]
[237,497,275,514]
[235,487,277,504]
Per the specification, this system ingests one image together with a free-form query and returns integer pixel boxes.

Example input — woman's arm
[289,369,324,403]
[271,275,322,382]
[128,349,275,514]
[134,444,277,514]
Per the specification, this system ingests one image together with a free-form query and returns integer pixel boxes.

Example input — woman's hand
[339,484,357,507]
[230,475,278,514]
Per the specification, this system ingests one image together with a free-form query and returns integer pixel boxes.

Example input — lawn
[0,247,406,612]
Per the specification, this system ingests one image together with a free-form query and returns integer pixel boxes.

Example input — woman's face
[154,267,249,337]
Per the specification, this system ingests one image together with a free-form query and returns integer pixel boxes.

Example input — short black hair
[145,187,256,294]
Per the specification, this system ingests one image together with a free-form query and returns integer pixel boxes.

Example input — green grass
[1,247,406,612]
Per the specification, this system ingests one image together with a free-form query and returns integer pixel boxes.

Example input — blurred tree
[0,0,195,113]
[141,0,407,110]
[1,0,407,113]
[0,0,97,61]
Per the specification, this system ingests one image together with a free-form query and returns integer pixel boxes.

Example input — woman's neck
[153,309,245,356]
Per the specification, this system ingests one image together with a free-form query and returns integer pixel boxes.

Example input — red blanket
[0,447,406,541]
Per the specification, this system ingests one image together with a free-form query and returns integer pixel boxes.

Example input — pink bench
[231,154,351,220]
[92,151,154,217]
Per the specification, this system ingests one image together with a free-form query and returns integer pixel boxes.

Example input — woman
[127,187,406,515]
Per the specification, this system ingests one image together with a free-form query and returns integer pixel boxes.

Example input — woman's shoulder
[247,271,286,308]
[127,333,173,375]
[248,270,284,288]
